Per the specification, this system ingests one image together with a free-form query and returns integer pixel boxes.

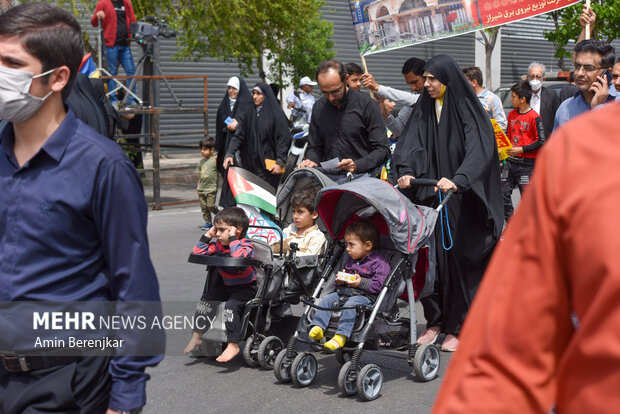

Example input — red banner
[349,0,580,56]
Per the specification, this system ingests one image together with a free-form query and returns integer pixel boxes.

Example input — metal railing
[103,74,208,210]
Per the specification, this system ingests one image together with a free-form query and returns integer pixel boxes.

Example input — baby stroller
[187,237,278,363]
[268,167,336,301]
[272,177,451,400]
[238,167,337,369]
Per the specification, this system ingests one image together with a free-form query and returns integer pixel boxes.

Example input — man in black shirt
[300,60,389,175]
[91,0,137,107]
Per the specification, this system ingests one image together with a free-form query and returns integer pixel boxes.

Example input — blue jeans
[311,292,371,338]
[106,45,136,104]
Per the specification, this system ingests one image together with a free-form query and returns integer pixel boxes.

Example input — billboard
[348,0,581,56]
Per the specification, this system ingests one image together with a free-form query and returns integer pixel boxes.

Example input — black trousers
[0,355,111,414]
[503,159,534,221]
[194,281,257,342]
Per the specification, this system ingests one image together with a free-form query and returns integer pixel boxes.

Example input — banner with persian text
[349,0,580,56]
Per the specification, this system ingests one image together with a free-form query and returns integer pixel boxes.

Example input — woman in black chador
[215,76,253,207]
[223,82,291,190]
[395,54,503,352]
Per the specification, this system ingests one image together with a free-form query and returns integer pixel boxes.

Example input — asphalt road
[143,205,452,414]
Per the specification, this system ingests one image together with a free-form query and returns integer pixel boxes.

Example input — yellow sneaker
[324,334,346,350]
[309,326,324,340]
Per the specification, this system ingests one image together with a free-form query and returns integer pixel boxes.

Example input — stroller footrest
[301,297,373,312]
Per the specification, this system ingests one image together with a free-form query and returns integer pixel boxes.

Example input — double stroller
[272,177,450,400]
[187,168,335,369]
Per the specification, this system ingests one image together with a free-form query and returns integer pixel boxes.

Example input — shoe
[324,334,346,351]
[201,223,213,231]
[308,326,324,341]
[441,334,459,352]
[417,326,440,345]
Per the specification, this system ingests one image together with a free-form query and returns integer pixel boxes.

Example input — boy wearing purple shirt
[308,220,390,350]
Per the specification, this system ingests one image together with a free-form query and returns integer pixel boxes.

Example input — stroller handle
[408,178,454,210]
[314,166,343,175]
[313,166,356,183]
[409,178,439,187]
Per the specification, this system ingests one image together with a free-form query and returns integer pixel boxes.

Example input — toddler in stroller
[272,187,325,256]
[184,207,258,362]
[308,220,389,350]
[274,177,450,400]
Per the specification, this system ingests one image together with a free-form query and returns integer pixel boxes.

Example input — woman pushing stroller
[308,220,390,350]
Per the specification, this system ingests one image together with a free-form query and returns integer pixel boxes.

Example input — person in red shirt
[503,80,546,221]
[91,0,137,107]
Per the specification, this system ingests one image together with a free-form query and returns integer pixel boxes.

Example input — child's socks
[309,326,324,340]
[324,334,346,350]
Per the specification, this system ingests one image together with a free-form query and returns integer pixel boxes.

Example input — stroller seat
[305,246,407,344]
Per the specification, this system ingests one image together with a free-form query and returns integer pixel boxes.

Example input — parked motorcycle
[282,110,310,182]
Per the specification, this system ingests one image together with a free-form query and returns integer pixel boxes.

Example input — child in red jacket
[504,80,546,222]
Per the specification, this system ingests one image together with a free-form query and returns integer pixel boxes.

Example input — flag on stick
[238,204,282,244]
[227,166,277,215]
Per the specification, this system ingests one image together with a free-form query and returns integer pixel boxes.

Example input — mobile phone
[224,116,234,125]
[600,70,612,85]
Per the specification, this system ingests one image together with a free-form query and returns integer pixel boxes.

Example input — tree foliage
[173,0,335,87]
[39,0,335,87]
[544,0,620,70]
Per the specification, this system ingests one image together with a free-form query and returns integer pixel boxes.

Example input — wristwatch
[120,409,142,414]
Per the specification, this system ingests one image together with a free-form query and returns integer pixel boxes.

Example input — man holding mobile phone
[554,39,618,130]
[611,57,620,93]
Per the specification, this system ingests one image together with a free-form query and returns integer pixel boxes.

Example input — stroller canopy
[316,177,437,254]
[277,168,336,230]
[277,167,336,207]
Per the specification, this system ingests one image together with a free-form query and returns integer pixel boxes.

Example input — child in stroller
[308,220,389,350]
[274,177,451,400]
[184,207,257,362]
[272,187,325,256]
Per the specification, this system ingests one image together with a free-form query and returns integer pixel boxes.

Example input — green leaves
[172,0,335,87]
[544,0,620,70]
[43,0,335,87]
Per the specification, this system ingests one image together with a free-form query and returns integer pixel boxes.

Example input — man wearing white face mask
[0,3,163,414]
[527,62,561,140]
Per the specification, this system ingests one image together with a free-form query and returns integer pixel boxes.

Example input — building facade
[77,0,617,151]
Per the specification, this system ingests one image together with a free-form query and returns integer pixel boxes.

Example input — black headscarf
[215,76,252,206]
[215,76,252,169]
[66,73,116,139]
[227,82,291,190]
[394,54,503,335]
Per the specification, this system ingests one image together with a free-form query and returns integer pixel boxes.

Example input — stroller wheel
[356,364,383,401]
[242,334,265,367]
[412,343,441,382]
[257,336,284,369]
[291,352,318,387]
[274,349,297,383]
[337,361,358,397]
[335,348,352,365]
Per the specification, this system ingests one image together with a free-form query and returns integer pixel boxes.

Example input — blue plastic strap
[438,191,453,251]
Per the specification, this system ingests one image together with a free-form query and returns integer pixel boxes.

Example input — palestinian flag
[227,167,277,215]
